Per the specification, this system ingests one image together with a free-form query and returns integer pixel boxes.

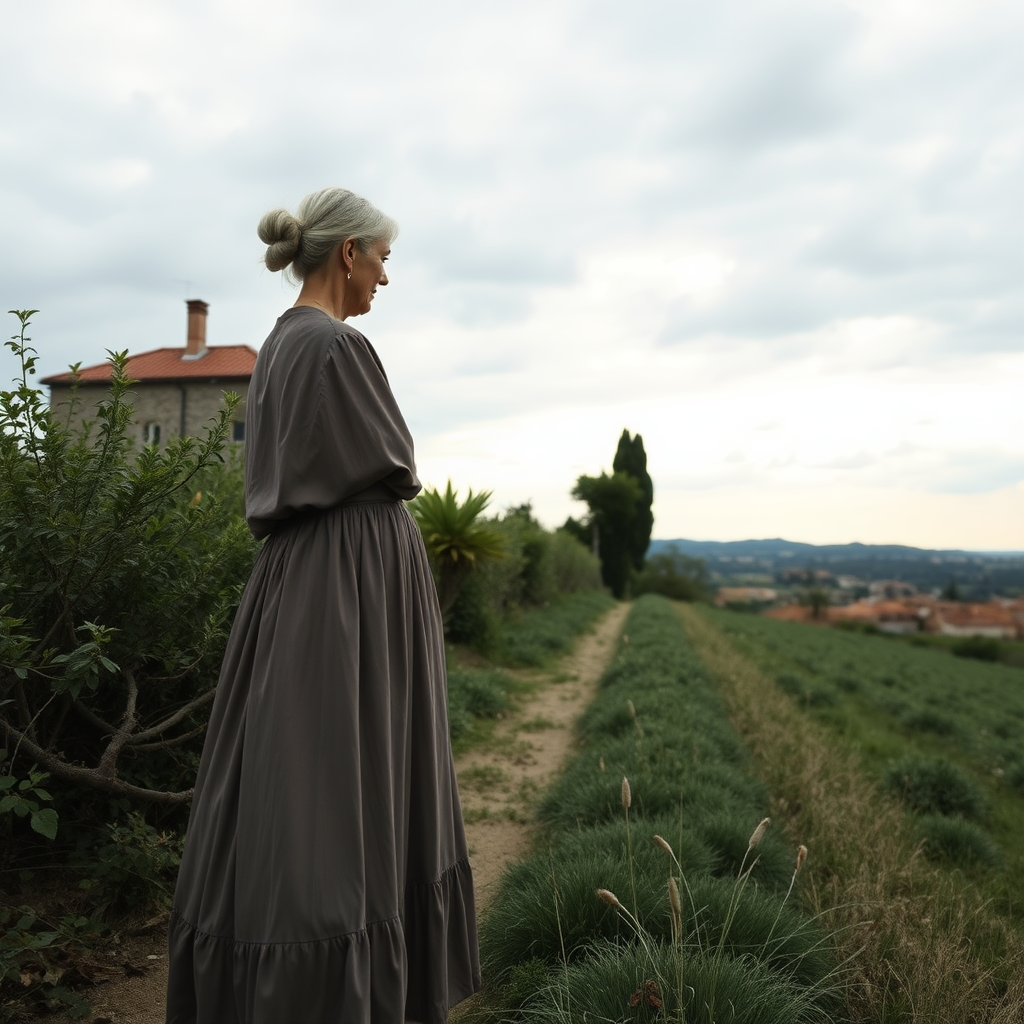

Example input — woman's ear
[341,238,357,274]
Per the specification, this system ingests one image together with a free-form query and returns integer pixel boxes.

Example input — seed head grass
[512,941,841,1024]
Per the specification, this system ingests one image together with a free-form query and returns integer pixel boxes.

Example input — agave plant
[409,481,505,616]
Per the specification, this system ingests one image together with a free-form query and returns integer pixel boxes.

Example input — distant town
[650,538,1024,640]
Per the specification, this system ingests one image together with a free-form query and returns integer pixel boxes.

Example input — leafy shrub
[774,674,838,708]
[547,529,602,594]
[0,907,103,1019]
[883,756,987,819]
[1003,762,1024,793]
[408,482,505,617]
[632,546,709,602]
[71,812,183,917]
[500,592,616,668]
[916,814,1001,868]
[901,709,958,737]
[1,311,256,849]
[0,312,262,1023]
[429,504,603,636]
[445,574,502,655]
[775,673,807,697]
[952,636,1002,662]
[446,667,513,740]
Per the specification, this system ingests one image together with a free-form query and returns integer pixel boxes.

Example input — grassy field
[467,598,1024,1022]
[700,608,1024,923]
[680,605,1024,1022]
[475,596,844,1023]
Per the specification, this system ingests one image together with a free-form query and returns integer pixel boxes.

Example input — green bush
[883,756,987,819]
[433,505,603,635]
[1,311,256,844]
[445,574,502,655]
[547,529,602,594]
[952,636,1002,662]
[632,546,709,602]
[71,811,183,917]
[446,667,513,740]
[916,814,1001,868]
[500,591,616,668]
[901,709,958,737]
[0,907,103,1018]
[775,673,808,697]
[1004,762,1024,792]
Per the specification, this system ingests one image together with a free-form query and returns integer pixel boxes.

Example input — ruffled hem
[165,859,480,1024]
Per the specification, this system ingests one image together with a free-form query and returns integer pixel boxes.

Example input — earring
[347,271,352,280]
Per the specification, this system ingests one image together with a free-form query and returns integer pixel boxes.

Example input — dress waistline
[267,485,406,535]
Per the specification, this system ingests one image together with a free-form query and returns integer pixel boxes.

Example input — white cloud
[1,0,1021,548]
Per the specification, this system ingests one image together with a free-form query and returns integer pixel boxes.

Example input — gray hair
[257,187,398,281]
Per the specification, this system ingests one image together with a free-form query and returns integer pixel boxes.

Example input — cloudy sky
[2,0,1021,548]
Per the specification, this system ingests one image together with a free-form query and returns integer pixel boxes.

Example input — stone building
[42,300,256,446]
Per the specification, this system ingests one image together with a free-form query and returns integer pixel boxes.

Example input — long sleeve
[244,309,421,539]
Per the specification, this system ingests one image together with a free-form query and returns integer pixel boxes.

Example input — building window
[143,422,161,446]
[232,420,246,442]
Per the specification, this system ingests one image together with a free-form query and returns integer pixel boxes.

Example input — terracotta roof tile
[42,346,257,385]
[936,604,1016,628]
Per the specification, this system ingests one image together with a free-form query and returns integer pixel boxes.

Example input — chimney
[184,299,209,360]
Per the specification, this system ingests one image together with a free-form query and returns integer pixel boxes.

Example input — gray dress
[166,307,480,1024]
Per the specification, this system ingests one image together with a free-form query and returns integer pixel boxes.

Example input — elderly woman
[166,188,480,1024]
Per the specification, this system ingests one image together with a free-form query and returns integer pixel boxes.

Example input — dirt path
[55,603,628,1024]
[455,601,630,910]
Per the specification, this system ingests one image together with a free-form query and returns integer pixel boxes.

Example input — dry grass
[677,604,1024,1024]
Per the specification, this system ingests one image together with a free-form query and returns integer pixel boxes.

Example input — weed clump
[952,636,1002,662]
[501,592,616,667]
[446,667,513,739]
[916,814,1002,868]
[901,708,958,737]
[883,755,988,818]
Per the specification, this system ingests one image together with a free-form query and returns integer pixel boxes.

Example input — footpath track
[50,603,629,1024]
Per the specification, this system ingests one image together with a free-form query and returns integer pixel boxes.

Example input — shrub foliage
[1,311,257,815]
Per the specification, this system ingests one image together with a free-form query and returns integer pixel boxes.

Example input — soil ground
[46,602,628,1024]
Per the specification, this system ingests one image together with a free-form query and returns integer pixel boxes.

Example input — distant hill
[647,538,1024,599]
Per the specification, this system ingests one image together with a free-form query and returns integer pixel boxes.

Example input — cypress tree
[612,429,654,571]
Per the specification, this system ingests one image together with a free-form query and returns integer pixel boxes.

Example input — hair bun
[258,209,302,272]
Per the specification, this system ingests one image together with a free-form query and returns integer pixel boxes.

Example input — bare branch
[130,723,207,753]
[0,720,193,804]
[96,666,139,778]
[127,687,216,745]
[73,699,116,735]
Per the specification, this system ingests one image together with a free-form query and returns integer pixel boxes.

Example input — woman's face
[347,238,390,317]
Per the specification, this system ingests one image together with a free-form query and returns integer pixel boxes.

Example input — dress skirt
[165,499,480,1024]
